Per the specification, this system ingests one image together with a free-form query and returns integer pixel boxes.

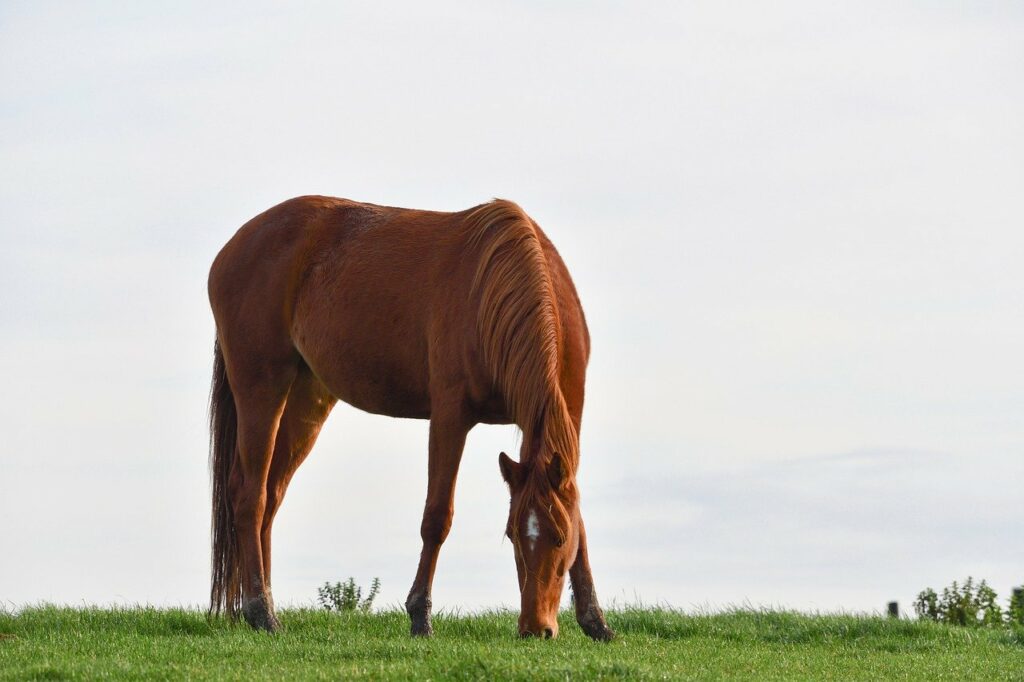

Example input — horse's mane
[466,200,579,540]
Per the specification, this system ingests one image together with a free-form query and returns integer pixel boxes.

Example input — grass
[1,606,1023,680]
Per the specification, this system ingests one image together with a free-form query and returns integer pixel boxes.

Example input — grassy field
[1,606,1022,680]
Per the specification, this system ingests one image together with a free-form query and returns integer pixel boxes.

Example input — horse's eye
[555,538,564,548]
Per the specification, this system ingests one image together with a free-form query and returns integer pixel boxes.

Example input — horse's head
[498,451,579,638]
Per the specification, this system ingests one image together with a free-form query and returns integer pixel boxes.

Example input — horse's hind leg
[226,352,298,633]
[261,363,336,589]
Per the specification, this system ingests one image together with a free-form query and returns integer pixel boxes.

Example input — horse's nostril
[543,627,554,639]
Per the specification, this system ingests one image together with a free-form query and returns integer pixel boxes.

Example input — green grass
[1,606,1022,680]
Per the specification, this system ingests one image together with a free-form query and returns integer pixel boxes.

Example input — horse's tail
[466,200,580,475]
[209,338,241,620]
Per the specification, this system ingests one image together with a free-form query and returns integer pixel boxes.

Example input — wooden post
[887,601,898,618]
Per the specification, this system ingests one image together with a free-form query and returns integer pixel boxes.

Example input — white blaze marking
[526,510,540,552]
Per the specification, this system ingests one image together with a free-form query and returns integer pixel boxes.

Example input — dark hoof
[579,618,615,642]
[242,594,281,633]
[406,592,432,637]
[410,614,433,637]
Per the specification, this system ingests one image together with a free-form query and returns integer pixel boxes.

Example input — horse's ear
[547,453,564,490]
[498,452,524,490]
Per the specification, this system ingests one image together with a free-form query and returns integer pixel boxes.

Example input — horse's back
[210,195,464,323]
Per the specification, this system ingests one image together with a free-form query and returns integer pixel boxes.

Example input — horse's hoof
[406,591,432,637]
[409,613,433,637]
[242,595,280,633]
[579,618,615,642]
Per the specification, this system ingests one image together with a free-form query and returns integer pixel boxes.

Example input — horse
[207,195,612,640]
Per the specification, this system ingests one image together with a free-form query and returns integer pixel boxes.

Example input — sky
[1,2,1022,617]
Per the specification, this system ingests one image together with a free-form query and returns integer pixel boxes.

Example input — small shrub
[977,581,1003,626]
[944,578,978,626]
[914,588,939,622]
[317,577,381,613]
[1009,588,1024,626]
[914,577,1010,627]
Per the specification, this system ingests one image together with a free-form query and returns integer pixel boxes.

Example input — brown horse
[207,195,612,640]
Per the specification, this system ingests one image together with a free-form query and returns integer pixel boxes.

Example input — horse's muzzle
[519,625,557,639]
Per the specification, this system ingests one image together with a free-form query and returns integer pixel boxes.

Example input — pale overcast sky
[2,2,1022,615]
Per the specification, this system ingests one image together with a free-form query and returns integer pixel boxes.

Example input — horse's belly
[293,321,431,419]
[325,370,431,419]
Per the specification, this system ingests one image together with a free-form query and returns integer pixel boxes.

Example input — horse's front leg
[570,515,615,641]
[405,406,471,636]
